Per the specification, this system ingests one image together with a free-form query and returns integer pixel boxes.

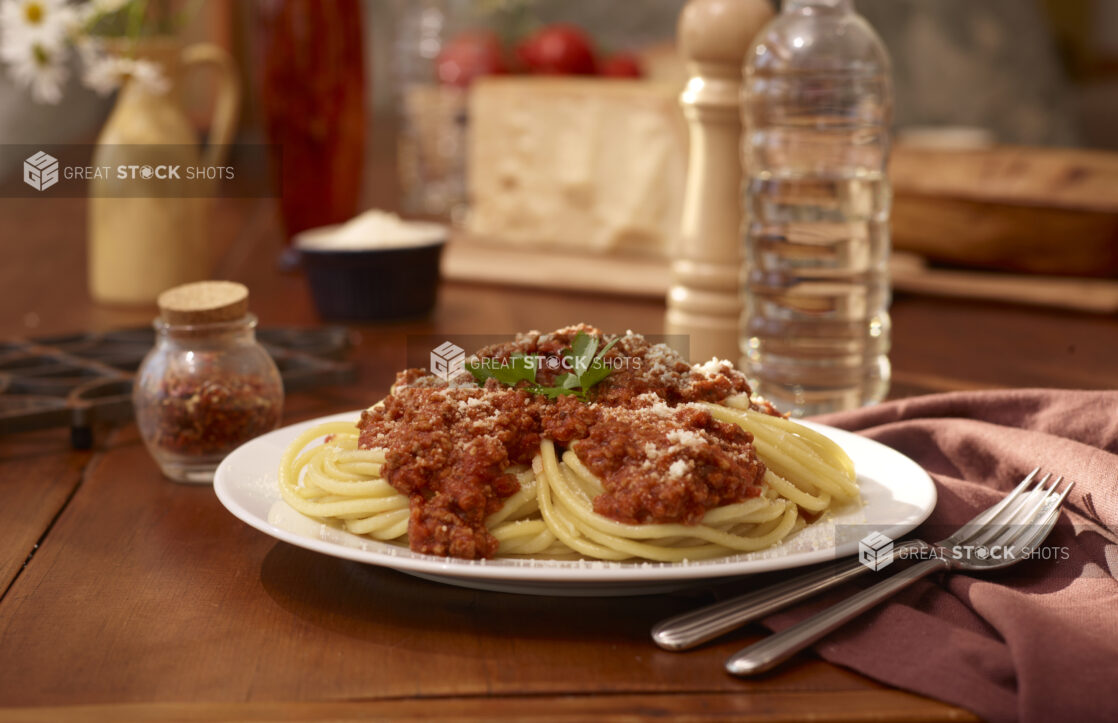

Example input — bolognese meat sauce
[357,325,772,559]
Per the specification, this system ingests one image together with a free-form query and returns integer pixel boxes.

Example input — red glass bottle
[255,0,366,261]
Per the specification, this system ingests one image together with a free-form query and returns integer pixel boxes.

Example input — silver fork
[724,472,1073,675]
[653,468,1048,651]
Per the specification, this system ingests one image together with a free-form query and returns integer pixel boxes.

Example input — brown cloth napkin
[760,389,1118,723]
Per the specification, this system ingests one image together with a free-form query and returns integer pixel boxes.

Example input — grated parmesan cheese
[668,459,691,479]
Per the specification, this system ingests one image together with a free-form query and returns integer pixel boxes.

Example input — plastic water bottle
[740,0,892,417]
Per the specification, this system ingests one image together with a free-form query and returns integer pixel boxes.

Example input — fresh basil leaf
[556,372,581,390]
[464,333,618,402]
[576,336,620,391]
[594,336,620,362]
[578,359,612,390]
[468,354,536,387]
[465,359,491,384]
[568,331,598,378]
[489,353,536,386]
[515,353,538,382]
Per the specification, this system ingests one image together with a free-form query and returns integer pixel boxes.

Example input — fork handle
[652,540,926,651]
[725,556,948,676]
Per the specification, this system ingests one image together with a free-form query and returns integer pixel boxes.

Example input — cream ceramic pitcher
[88,39,240,305]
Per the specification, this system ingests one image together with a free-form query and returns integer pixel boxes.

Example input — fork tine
[943,468,1039,548]
[953,472,1048,548]
[1003,480,1074,561]
[1052,478,1075,507]
[1008,475,1064,528]
[970,476,1055,543]
[999,474,1053,527]
[987,477,1069,553]
[973,475,1059,550]
[970,467,1038,527]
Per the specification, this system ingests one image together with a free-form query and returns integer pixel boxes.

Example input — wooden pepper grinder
[666,0,774,363]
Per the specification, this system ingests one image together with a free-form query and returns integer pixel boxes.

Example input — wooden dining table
[2,172,1118,722]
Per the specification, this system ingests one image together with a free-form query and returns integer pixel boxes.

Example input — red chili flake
[142,353,282,457]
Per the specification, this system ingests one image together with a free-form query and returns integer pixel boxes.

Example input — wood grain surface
[1,691,979,723]
[891,146,1118,212]
[444,234,1118,313]
[2,175,1116,720]
[890,146,1118,276]
[0,428,933,705]
[0,429,92,597]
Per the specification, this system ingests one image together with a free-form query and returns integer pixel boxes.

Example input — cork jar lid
[157,281,249,325]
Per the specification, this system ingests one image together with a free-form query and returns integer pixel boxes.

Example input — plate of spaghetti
[215,325,935,596]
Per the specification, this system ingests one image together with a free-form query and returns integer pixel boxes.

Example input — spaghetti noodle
[277,326,857,562]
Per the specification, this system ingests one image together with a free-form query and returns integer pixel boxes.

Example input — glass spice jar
[133,281,284,483]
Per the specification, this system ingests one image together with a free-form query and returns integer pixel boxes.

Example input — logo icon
[430,341,465,381]
[24,151,59,191]
[858,531,895,571]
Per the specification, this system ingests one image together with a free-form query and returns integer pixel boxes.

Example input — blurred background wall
[1,0,1116,164]
[361,0,1105,148]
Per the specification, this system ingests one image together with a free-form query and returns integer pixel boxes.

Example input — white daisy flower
[126,57,168,93]
[80,48,117,94]
[0,0,72,52]
[72,31,102,65]
[4,39,68,103]
[83,53,168,96]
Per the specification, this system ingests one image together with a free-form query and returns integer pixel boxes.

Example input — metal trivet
[0,326,356,449]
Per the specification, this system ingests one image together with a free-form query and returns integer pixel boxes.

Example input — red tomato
[600,52,643,78]
[515,23,597,75]
[435,30,508,87]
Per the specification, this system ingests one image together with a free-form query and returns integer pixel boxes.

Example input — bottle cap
[157,281,249,325]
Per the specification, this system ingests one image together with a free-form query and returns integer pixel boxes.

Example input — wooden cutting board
[443,235,1118,314]
[890,146,1118,277]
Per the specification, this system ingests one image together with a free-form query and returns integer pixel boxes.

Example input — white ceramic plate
[214,411,936,596]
